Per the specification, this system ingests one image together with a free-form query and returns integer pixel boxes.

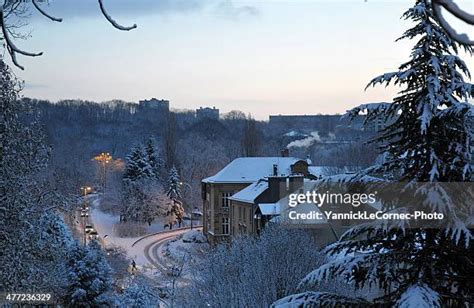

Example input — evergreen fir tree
[66,240,113,306]
[123,145,153,182]
[276,1,473,306]
[145,137,163,181]
[166,166,182,201]
[122,145,158,223]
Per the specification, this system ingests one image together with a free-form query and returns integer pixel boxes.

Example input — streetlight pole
[93,152,112,193]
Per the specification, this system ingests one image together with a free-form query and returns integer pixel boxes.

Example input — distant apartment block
[138,98,170,112]
[269,113,390,134]
[196,106,219,121]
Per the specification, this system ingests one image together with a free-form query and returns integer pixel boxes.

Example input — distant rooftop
[202,157,304,184]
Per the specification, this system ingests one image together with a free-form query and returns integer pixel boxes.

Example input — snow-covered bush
[181,224,329,307]
[120,281,158,307]
[182,230,207,243]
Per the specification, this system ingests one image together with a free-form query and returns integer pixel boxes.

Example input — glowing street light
[93,152,112,192]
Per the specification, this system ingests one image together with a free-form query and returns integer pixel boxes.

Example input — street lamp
[93,152,112,192]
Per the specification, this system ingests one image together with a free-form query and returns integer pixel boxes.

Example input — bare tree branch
[32,0,62,22]
[98,0,137,31]
[431,0,474,45]
[0,9,43,70]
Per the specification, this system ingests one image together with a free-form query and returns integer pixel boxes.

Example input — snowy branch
[98,0,137,31]
[431,0,474,45]
[32,0,62,22]
[272,291,370,307]
[0,8,43,70]
[395,284,441,308]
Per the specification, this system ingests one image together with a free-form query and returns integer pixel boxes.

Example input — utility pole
[93,152,112,192]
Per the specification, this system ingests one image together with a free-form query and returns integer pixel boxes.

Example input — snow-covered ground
[163,230,209,280]
[88,195,207,280]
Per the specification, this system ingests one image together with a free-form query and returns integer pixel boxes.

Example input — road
[142,228,190,275]
[85,194,203,276]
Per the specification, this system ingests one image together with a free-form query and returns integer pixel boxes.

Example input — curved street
[143,228,191,274]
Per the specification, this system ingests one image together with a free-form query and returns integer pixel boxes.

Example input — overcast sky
[10,0,474,120]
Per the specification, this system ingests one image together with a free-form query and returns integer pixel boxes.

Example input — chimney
[288,175,304,193]
[273,164,278,176]
[268,176,287,202]
[281,148,289,157]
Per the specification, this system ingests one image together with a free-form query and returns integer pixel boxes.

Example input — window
[221,192,232,208]
[239,207,242,220]
[222,218,230,235]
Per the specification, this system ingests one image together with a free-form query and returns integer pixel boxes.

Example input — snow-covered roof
[308,166,329,177]
[284,130,308,137]
[258,203,280,215]
[203,157,304,183]
[229,180,268,203]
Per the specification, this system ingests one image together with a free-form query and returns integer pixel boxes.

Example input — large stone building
[201,156,327,244]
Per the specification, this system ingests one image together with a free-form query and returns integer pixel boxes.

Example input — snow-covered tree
[182,225,333,307]
[166,166,182,201]
[145,136,163,181]
[123,145,153,182]
[0,59,74,296]
[121,145,158,223]
[165,166,185,227]
[120,281,157,307]
[276,1,474,306]
[66,240,114,306]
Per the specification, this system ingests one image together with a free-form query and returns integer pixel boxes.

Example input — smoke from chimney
[287,131,321,149]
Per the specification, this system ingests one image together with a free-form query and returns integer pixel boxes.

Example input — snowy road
[142,229,191,274]
[87,194,203,275]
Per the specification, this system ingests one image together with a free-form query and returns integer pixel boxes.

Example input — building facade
[201,157,316,245]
